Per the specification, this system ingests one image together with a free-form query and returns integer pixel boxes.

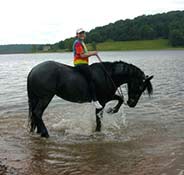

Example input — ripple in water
[0,51,184,175]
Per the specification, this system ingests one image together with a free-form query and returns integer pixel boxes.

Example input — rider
[73,28,102,109]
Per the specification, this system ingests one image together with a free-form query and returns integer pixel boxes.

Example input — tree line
[51,10,184,51]
[1,10,183,54]
[0,44,41,54]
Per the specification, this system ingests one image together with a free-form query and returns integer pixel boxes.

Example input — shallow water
[0,51,184,175]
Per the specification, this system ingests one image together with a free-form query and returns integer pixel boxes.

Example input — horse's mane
[97,61,153,95]
[101,61,145,78]
[113,61,153,95]
[91,61,145,78]
[116,61,145,78]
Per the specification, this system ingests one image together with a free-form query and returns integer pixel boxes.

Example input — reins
[96,54,124,100]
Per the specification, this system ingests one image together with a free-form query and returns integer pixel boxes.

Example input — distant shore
[46,39,184,53]
[87,39,184,51]
[0,39,184,55]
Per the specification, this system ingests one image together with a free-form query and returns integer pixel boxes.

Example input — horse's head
[127,75,153,107]
[111,61,153,107]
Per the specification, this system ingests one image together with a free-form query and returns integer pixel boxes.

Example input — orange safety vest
[73,39,89,66]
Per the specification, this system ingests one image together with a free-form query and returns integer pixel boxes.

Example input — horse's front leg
[106,95,124,114]
[95,108,104,132]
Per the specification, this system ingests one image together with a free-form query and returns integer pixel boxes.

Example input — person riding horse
[27,59,153,137]
[27,29,154,137]
[73,28,102,109]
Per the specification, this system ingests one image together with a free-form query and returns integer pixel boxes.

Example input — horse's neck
[113,62,142,86]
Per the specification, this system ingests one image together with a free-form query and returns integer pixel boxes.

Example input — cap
[76,28,85,34]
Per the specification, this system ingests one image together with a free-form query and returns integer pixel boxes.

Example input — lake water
[0,51,184,175]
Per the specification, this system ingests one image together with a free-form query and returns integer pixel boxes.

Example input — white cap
[76,28,85,34]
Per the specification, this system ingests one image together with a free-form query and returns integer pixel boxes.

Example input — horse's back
[30,61,69,74]
[55,63,91,102]
[28,61,90,102]
[28,61,70,96]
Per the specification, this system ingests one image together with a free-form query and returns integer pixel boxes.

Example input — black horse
[27,60,153,137]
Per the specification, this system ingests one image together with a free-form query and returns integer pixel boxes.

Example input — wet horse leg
[33,96,53,137]
[106,95,124,114]
[29,98,38,133]
[95,108,104,132]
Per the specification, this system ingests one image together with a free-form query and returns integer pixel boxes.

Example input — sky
[0,0,183,44]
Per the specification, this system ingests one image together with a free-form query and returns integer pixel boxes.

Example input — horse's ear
[145,75,154,82]
[144,75,153,96]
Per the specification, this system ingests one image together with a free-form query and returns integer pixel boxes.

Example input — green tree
[51,11,184,48]
[140,25,156,39]
[32,45,36,52]
[89,32,103,43]
[169,29,184,46]
[37,45,43,51]
[64,38,74,51]
[58,41,65,49]
[169,19,184,46]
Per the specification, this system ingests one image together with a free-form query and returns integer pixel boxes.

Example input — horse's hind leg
[95,108,104,132]
[29,98,38,133]
[33,96,53,138]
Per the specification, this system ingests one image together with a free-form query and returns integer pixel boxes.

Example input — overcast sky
[0,0,183,44]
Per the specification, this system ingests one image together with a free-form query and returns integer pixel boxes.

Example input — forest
[52,10,184,51]
[0,10,183,54]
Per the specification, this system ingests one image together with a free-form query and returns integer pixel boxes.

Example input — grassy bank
[87,39,184,51]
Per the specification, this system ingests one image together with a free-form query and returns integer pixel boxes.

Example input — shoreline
[0,39,184,55]
[0,48,184,56]
[36,39,184,53]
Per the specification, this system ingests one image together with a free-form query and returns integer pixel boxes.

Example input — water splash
[52,103,96,135]
[52,102,127,136]
[102,101,127,133]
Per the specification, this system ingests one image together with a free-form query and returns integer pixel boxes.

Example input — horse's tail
[27,73,38,132]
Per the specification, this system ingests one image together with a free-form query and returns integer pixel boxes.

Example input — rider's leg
[75,64,102,109]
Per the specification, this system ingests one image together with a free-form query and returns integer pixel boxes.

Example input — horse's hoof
[106,107,113,113]
[106,107,117,114]
[30,125,36,133]
[95,127,101,132]
[41,132,49,138]
[37,129,41,134]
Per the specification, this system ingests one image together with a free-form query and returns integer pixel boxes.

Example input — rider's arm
[75,42,97,58]
[80,51,97,58]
